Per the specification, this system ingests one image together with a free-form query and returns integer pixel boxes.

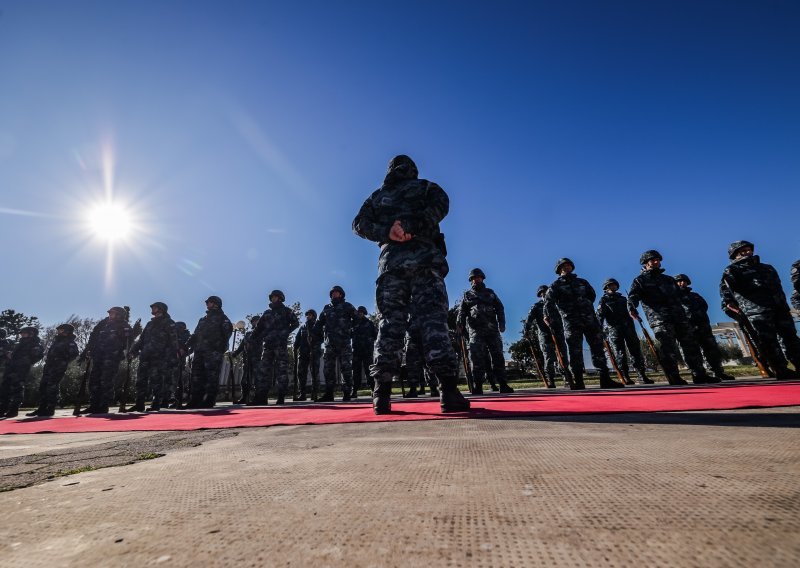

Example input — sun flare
[88,202,133,242]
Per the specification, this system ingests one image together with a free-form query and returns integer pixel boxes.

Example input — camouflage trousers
[371,267,457,384]
[297,345,322,393]
[750,311,800,373]
[468,331,506,387]
[323,342,353,392]
[404,332,435,388]
[257,345,289,397]
[563,318,608,379]
[240,355,261,395]
[38,362,70,408]
[535,331,557,381]
[88,355,123,409]
[0,363,33,410]
[606,322,647,378]
[690,322,726,375]
[135,358,174,406]
[189,350,224,403]
[649,316,707,379]
[352,348,373,391]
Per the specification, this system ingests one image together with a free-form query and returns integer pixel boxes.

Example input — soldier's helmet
[57,323,75,334]
[269,290,285,303]
[150,301,168,313]
[385,155,419,181]
[673,274,692,285]
[329,285,346,298]
[108,306,126,316]
[175,321,187,330]
[639,250,663,265]
[250,316,260,325]
[728,240,754,260]
[603,278,620,290]
[205,295,223,307]
[19,326,39,336]
[468,268,486,281]
[357,306,368,314]
[554,258,575,274]
[305,309,317,318]
[536,285,548,298]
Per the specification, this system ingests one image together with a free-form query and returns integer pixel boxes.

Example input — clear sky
[1,0,798,344]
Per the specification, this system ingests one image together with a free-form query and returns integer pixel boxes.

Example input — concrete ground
[1,406,799,567]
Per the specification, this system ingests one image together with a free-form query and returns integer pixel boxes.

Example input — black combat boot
[599,369,625,389]
[692,371,720,384]
[341,389,352,402]
[471,381,484,395]
[26,406,45,417]
[295,387,307,402]
[571,372,586,390]
[404,386,419,398]
[247,395,269,406]
[490,382,499,392]
[4,407,20,419]
[713,368,735,381]
[373,382,392,415]
[317,386,335,402]
[276,390,286,405]
[636,368,655,384]
[235,391,250,405]
[201,395,216,408]
[419,384,426,396]
[126,400,146,413]
[146,401,161,412]
[438,375,470,413]
[622,373,636,386]
[667,373,689,385]
[498,381,514,394]
[38,406,56,417]
[311,387,319,402]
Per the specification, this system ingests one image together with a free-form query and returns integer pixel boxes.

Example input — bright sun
[88,202,133,241]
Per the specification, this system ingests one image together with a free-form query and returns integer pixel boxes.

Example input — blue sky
[1,0,798,344]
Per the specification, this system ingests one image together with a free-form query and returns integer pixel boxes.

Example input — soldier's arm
[791,261,800,293]
[68,341,79,361]
[627,280,642,314]
[585,280,597,304]
[494,293,506,332]
[288,311,300,333]
[719,269,738,313]
[352,193,391,243]
[595,298,606,326]
[543,288,556,324]
[418,182,450,231]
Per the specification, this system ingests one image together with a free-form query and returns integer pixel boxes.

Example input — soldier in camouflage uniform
[0,327,44,418]
[791,260,800,312]
[351,306,377,398]
[79,307,132,414]
[232,316,262,404]
[525,286,571,388]
[456,268,514,394]
[629,250,719,385]
[0,329,11,383]
[544,259,624,390]
[186,296,233,408]
[596,279,653,385]
[720,241,800,380]
[674,274,735,382]
[170,321,191,408]
[403,312,440,398]
[127,302,178,412]
[353,154,469,414]
[294,309,323,401]
[250,290,299,405]
[26,324,79,417]
[314,286,357,402]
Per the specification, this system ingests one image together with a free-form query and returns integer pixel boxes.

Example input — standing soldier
[250,290,299,405]
[79,307,132,414]
[26,324,79,417]
[315,286,357,402]
[720,241,800,380]
[456,268,514,394]
[294,309,323,401]
[186,296,233,409]
[353,154,469,414]
[596,279,654,385]
[790,260,800,312]
[628,250,719,385]
[232,316,262,404]
[545,259,624,390]
[351,306,377,398]
[170,321,191,408]
[674,274,735,381]
[0,327,44,418]
[126,302,178,412]
[404,315,440,398]
[0,329,12,380]
[524,285,570,388]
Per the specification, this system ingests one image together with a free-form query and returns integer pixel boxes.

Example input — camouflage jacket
[525,300,560,337]
[352,316,377,354]
[315,299,357,347]
[352,156,449,276]
[720,255,790,318]
[45,335,79,370]
[628,267,686,324]
[131,315,178,363]
[189,309,233,353]
[176,327,191,356]
[7,336,44,370]
[596,291,635,329]
[293,321,323,356]
[457,284,505,334]
[790,260,800,311]
[253,302,299,349]
[677,287,712,329]
[233,330,264,361]
[544,273,598,326]
[85,317,133,359]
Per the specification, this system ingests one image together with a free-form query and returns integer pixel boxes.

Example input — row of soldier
[0,238,798,418]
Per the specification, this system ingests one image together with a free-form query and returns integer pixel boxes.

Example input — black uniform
[676,284,733,380]
[188,308,233,407]
[524,298,569,387]
[83,318,132,412]
[596,290,649,383]
[0,335,44,415]
[130,314,178,409]
[315,298,357,400]
[252,300,299,402]
[36,334,79,413]
[294,319,323,400]
[352,315,377,395]
[233,329,263,403]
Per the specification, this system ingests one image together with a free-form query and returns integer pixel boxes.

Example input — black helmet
[468,268,486,281]
[19,326,39,336]
[269,289,285,302]
[150,301,168,313]
[57,323,75,334]
[205,295,222,307]
[728,240,754,260]
[108,306,126,316]
[357,306,368,314]
[330,285,345,298]
[554,258,575,274]
[673,273,691,285]
[175,321,187,329]
[305,309,317,318]
[385,155,419,182]
[603,278,620,291]
[536,285,548,298]
[639,250,663,265]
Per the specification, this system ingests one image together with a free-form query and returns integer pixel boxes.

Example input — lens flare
[87,202,132,242]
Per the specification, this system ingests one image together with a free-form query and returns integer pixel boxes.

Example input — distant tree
[0,309,41,339]
[717,342,744,362]
[508,338,533,372]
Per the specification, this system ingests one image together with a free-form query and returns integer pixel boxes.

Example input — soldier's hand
[543,316,551,326]
[499,325,506,333]
[389,220,413,242]
[628,310,639,320]
[726,303,741,315]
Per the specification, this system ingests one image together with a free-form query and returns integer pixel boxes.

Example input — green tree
[0,309,41,339]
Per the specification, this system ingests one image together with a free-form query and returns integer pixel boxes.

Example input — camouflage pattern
[791,260,800,311]
[544,273,610,383]
[188,308,233,405]
[524,297,568,385]
[294,318,323,396]
[352,313,377,392]
[252,300,299,398]
[676,283,729,377]
[315,298,357,392]
[457,282,507,390]
[84,317,132,410]
[720,254,800,377]
[629,267,710,381]
[37,333,79,409]
[0,335,44,413]
[233,329,263,397]
[352,155,457,386]
[173,323,191,404]
[404,314,438,390]
[596,289,647,380]
[130,313,178,407]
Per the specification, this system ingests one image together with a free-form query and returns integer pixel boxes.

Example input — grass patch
[137,453,163,460]
[52,465,96,478]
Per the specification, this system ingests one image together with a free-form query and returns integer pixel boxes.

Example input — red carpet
[1,381,799,435]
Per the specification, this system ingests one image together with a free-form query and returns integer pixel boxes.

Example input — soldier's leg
[586,321,623,388]
[4,368,26,416]
[351,351,364,393]
[340,343,353,400]
[250,352,271,404]
[149,363,170,410]
[623,323,652,383]
[297,355,310,399]
[674,319,716,383]
[188,353,206,407]
[695,323,733,380]
[750,317,792,379]
[371,271,412,413]
[608,328,630,380]
[38,366,65,415]
[131,359,150,410]
[404,335,423,397]
[310,346,322,399]
[203,351,224,406]
[487,332,513,392]
[537,332,557,385]
[86,361,105,409]
[274,347,290,403]
[774,312,800,372]
[468,335,488,394]
[563,324,585,388]
[0,373,10,413]
[651,325,686,385]
[318,346,338,401]
[100,358,120,411]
